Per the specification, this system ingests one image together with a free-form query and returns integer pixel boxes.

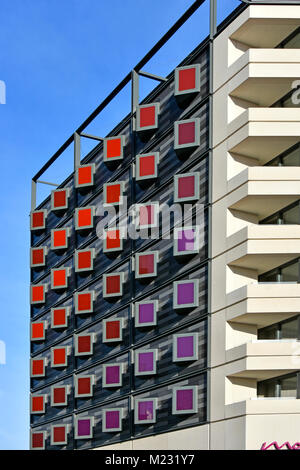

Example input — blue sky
[0,0,241,449]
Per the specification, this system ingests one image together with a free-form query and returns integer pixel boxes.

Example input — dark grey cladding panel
[30,376,74,426]
[75,352,130,410]
[133,373,207,440]
[31,414,74,451]
[133,320,207,392]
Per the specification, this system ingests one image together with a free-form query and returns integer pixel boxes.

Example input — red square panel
[31,395,45,413]
[179,176,195,198]
[104,229,122,252]
[139,204,157,227]
[31,284,45,304]
[51,308,68,328]
[76,376,92,396]
[138,254,155,275]
[52,386,67,406]
[76,165,95,188]
[75,207,93,230]
[104,182,123,205]
[31,247,46,267]
[52,229,68,249]
[31,210,46,230]
[31,432,44,449]
[178,122,195,145]
[31,322,45,341]
[52,347,67,367]
[178,67,196,91]
[75,249,93,272]
[52,189,68,210]
[51,269,67,289]
[75,291,94,314]
[76,335,92,354]
[174,173,199,202]
[52,426,66,444]
[31,358,45,377]
[137,104,159,130]
[139,155,155,176]
[104,136,123,161]
[104,274,122,297]
[104,320,121,342]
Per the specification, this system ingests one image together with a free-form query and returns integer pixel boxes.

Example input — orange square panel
[51,268,69,290]
[75,164,95,188]
[31,284,46,304]
[103,136,124,162]
[51,307,69,328]
[75,248,94,272]
[51,228,69,250]
[75,207,94,230]
[51,346,68,367]
[103,229,122,253]
[103,182,124,206]
[30,210,47,231]
[31,321,45,341]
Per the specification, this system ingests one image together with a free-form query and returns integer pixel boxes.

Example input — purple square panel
[177,282,195,305]
[105,365,120,385]
[138,352,154,373]
[106,410,120,429]
[139,303,155,324]
[176,389,194,411]
[77,419,91,437]
[177,336,194,358]
[177,229,195,252]
[138,401,154,421]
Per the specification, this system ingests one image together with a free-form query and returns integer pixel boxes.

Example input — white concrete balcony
[226,283,300,327]
[227,224,300,274]
[227,108,300,163]
[228,49,300,107]
[227,166,300,219]
[226,340,300,380]
[225,398,300,420]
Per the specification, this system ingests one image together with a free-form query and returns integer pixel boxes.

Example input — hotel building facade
[29,0,300,450]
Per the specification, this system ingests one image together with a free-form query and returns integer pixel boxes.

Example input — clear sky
[0,0,241,450]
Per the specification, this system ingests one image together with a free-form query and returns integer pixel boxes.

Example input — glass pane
[281,317,299,339]
[257,380,277,398]
[258,324,278,340]
[281,261,299,282]
[283,205,300,224]
[280,375,297,398]
[283,31,300,49]
[259,269,278,283]
[282,94,295,108]
[282,146,300,166]
[261,214,280,225]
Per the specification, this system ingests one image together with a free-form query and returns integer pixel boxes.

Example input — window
[103,181,124,206]
[134,398,157,424]
[74,333,95,356]
[173,227,200,256]
[30,246,47,268]
[31,358,46,378]
[258,316,300,340]
[174,172,200,203]
[174,64,201,96]
[135,153,159,181]
[51,267,70,290]
[30,209,47,231]
[31,284,47,305]
[51,346,69,368]
[135,251,159,279]
[136,103,160,132]
[102,364,122,388]
[75,248,95,273]
[172,386,198,414]
[102,408,123,432]
[74,416,94,439]
[74,291,95,315]
[31,431,46,450]
[135,203,159,229]
[174,118,200,152]
[51,424,68,445]
[51,228,70,250]
[75,164,96,189]
[258,373,298,399]
[173,279,199,309]
[31,321,46,341]
[103,229,123,253]
[75,206,95,230]
[103,136,125,162]
[51,188,70,211]
[31,394,46,414]
[173,333,198,362]
[135,300,158,328]
[51,385,68,406]
[103,318,123,343]
[51,306,70,328]
[103,273,124,298]
[134,349,157,376]
[75,375,95,398]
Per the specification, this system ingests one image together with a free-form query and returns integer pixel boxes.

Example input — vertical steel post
[74,132,81,169]
[31,179,37,211]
